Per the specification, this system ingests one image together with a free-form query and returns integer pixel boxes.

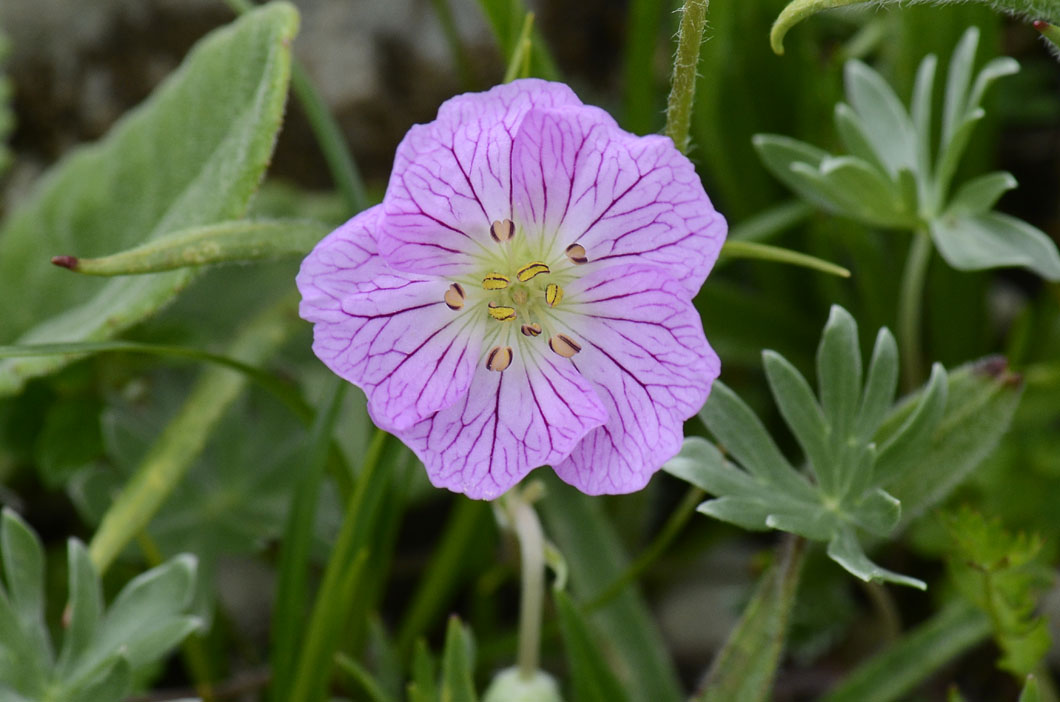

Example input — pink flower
[297,79,726,499]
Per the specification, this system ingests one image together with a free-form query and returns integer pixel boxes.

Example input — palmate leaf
[0,3,298,395]
[0,509,199,702]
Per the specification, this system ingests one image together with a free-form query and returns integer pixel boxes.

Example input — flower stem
[898,231,933,390]
[665,0,709,154]
[505,490,547,679]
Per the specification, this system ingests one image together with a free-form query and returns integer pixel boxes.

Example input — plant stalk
[665,0,710,155]
[504,490,547,680]
[898,232,933,390]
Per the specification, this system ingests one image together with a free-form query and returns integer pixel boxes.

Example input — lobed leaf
[0,510,50,668]
[56,541,103,677]
[855,328,899,441]
[0,3,298,394]
[844,60,918,177]
[947,171,1018,217]
[827,527,926,589]
[873,363,948,489]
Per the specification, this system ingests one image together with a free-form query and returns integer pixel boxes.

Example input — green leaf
[834,103,888,175]
[0,3,298,394]
[407,639,438,702]
[855,328,899,441]
[850,487,900,537]
[873,362,949,488]
[84,555,199,672]
[473,0,559,80]
[930,212,1060,281]
[751,134,833,210]
[844,60,917,177]
[665,438,781,500]
[555,590,632,702]
[911,54,938,190]
[440,616,477,702]
[785,159,907,228]
[762,351,831,487]
[942,28,980,145]
[943,508,1052,677]
[65,655,131,702]
[888,358,1024,527]
[719,240,851,278]
[821,600,991,702]
[34,395,104,489]
[1020,676,1042,702]
[817,306,863,470]
[56,541,103,677]
[0,509,50,666]
[827,527,926,589]
[57,219,330,276]
[697,537,805,702]
[947,172,1018,216]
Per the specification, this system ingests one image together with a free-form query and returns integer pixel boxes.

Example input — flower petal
[550,263,720,494]
[511,105,726,296]
[392,340,608,500]
[297,206,484,430]
[377,79,582,276]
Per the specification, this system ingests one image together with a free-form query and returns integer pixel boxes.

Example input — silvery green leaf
[64,656,131,702]
[934,107,986,205]
[942,28,980,145]
[752,134,835,210]
[699,382,814,499]
[789,158,911,228]
[851,488,901,537]
[698,497,776,532]
[947,172,1018,217]
[762,350,830,488]
[827,527,926,590]
[765,511,837,541]
[874,363,949,488]
[834,103,887,174]
[967,56,1020,117]
[56,541,103,677]
[0,510,50,666]
[663,437,767,498]
[817,306,862,448]
[911,54,938,187]
[855,328,899,442]
[930,212,1060,281]
[844,60,917,177]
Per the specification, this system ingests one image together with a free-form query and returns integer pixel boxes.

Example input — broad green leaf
[440,617,477,702]
[947,172,1018,217]
[888,358,1023,527]
[0,509,50,665]
[57,219,330,276]
[873,363,948,489]
[930,212,1060,281]
[827,527,926,589]
[821,601,990,702]
[855,328,898,441]
[56,541,103,677]
[555,590,632,702]
[844,60,917,177]
[697,537,805,702]
[0,3,298,395]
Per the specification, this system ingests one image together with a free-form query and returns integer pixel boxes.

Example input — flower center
[442,219,591,372]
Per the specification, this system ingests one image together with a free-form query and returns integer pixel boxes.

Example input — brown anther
[444,283,465,310]
[486,346,513,372]
[565,243,588,264]
[545,283,563,308]
[487,302,517,322]
[549,334,581,358]
[490,219,515,243]
[521,323,542,337]
[516,261,550,282]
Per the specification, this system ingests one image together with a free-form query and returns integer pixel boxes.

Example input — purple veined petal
[297,205,484,431]
[550,263,720,494]
[511,105,727,297]
[377,79,582,277]
[392,337,608,500]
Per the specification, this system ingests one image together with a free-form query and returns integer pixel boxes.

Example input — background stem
[898,232,933,390]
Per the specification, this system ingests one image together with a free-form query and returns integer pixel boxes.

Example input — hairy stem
[665,0,710,154]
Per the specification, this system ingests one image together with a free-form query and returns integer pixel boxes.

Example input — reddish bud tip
[51,255,79,270]
[1034,20,1050,31]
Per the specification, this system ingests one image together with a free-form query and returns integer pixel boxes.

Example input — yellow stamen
[482,273,510,291]
[487,302,517,322]
[545,283,563,308]
[516,261,550,282]
[521,323,542,337]
[486,346,513,371]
